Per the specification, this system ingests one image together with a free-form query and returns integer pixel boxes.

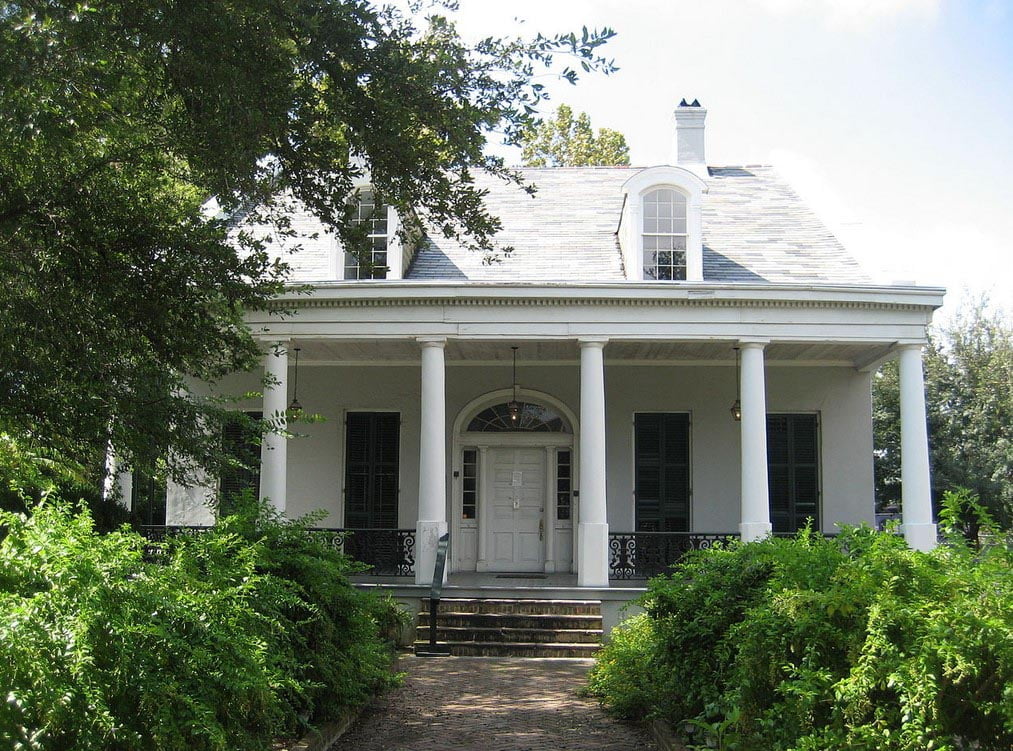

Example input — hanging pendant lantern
[288,346,303,413]
[507,346,521,423]
[730,346,742,421]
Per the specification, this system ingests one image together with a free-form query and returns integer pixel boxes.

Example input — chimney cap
[678,98,703,108]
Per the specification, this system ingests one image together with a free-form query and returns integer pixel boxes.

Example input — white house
[162,102,943,594]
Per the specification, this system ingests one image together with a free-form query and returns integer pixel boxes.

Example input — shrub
[0,497,399,750]
[589,496,1013,751]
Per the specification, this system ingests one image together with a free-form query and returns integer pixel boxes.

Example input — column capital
[897,341,926,352]
[257,335,291,345]
[577,336,610,348]
[737,338,770,349]
[417,336,448,348]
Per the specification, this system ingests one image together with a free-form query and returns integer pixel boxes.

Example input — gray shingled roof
[407,165,870,284]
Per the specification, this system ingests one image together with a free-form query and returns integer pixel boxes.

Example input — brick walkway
[339,655,657,751]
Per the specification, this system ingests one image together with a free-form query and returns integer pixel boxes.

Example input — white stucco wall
[168,360,875,537]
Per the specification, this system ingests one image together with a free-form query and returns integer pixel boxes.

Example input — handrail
[416,532,451,657]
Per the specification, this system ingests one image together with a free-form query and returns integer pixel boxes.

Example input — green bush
[589,496,1013,751]
[0,498,399,750]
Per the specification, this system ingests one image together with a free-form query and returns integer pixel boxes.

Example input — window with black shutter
[220,411,262,513]
[766,414,820,533]
[131,471,167,526]
[344,412,400,528]
[634,413,690,532]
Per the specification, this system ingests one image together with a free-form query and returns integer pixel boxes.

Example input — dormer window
[642,188,687,280]
[343,190,389,279]
[621,166,708,282]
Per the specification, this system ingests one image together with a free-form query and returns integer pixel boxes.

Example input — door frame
[451,388,579,574]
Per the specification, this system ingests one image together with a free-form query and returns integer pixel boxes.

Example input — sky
[448,0,1013,318]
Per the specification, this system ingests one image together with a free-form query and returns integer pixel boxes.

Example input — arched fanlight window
[467,402,571,433]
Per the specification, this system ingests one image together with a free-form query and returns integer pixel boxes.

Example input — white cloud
[749,0,941,28]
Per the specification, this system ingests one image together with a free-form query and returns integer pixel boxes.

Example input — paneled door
[487,447,546,572]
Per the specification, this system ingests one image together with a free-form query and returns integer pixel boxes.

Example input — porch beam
[260,340,289,513]
[899,344,937,550]
[577,337,609,587]
[854,342,899,373]
[739,340,772,541]
[417,336,449,584]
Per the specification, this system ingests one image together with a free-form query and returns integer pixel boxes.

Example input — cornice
[264,295,931,313]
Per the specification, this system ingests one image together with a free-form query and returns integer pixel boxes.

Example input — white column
[577,338,609,587]
[475,445,490,572]
[899,344,937,550]
[259,340,288,513]
[101,444,133,510]
[416,337,448,585]
[739,341,772,541]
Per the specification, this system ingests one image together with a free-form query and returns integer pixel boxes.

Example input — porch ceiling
[293,338,894,367]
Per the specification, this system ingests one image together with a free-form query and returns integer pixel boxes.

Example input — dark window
[556,449,572,520]
[767,414,820,533]
[344,412,400,528]
[220,411,262,512]
[634,413,690,532]
[467,402,571,433]
[462,449,478,520]
[131,471,167,526]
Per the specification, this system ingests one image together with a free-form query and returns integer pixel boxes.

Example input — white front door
[487,447,545,572]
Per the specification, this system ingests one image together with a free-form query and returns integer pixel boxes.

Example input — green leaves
[0,1,618,484]
[874,298,1013,527]
[0,497,402,749]
[589,528,1013,751]
[519,103,630,167]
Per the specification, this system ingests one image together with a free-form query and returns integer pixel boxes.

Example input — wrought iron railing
[608,531,740,579]
[137,525,415,576]
[330,528,416,577]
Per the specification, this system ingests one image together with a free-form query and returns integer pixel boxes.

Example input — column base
[902,522,938,552]
[475,559,489,573]
[739,521,772,542]
[577,522,609,588]
[415,520,449,585]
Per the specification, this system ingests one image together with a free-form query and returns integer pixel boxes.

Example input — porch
[162,282,942,591]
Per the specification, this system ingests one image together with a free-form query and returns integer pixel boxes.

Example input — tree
[520,104,630,166]
[874,298,1013,527]
[0,1,617,485]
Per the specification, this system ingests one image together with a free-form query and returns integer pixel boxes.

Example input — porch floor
[350,572,647,611]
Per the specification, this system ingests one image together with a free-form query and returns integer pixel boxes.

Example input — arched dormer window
[642,188,688,280]
[343,189,390,279]
[621,166,708,282]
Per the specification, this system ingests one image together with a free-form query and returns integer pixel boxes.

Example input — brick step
[432,598,602,616]
[412,640,600,658]
[421,612,603,630]
[417,625,603,644]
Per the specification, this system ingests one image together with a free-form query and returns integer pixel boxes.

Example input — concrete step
[417,625,603,644]
[412,640,600,658]
[422,612,603,630]
[414,597,605,657]
[432,598,602,616]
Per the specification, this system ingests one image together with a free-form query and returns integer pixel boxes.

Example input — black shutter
[345,412,400,528]
[635,413,690,532]
[220,412,262,511]
[767,414,820,533]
